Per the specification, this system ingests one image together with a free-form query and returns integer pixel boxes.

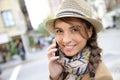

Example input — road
[1,28,120,80]
[1,54,49,80]
[17,55,49,80]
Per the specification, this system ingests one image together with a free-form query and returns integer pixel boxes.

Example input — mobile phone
[55,42,59,56]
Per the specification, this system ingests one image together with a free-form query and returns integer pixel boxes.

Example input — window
[1,10,15,27]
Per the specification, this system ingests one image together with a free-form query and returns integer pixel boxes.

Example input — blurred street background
[0,0,120,80]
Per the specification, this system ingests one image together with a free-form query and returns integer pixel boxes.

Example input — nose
[63,32,71,44]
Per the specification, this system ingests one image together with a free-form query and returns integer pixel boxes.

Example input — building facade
[0,0,32,62]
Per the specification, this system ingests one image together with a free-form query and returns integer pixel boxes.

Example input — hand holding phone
[55,42,59,56]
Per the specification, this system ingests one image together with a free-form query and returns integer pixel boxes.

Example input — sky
[24,0,51,30]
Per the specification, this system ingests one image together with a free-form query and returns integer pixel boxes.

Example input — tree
[38,15,54,37]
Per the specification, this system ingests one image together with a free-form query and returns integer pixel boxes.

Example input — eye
[72,25,79,32]
[55,29,63,34]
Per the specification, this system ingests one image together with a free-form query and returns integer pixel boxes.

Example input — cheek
[72,34,85,42]
[55,36,62,43]
[55,34,86,43]
[73,35,87,49]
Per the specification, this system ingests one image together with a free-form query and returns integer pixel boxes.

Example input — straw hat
[46,0,103,33]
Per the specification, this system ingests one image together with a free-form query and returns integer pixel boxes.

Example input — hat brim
[46,16,103,33]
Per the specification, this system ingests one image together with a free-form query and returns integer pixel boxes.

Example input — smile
[64,45,76,51]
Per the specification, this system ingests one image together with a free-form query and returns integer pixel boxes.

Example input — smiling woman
[45,0,113,80]
[54,17,92,57]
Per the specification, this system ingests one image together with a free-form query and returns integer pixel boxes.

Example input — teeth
[65,45,74,48]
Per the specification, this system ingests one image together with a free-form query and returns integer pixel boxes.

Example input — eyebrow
[69,25,80,29]
[54,26,61,29]
[54,25,80,30]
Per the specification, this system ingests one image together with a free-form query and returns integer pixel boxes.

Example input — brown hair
[83,19,102,80]
[55,17,102,80]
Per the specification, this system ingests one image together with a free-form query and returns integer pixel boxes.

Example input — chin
[64,52,77,57]
[62,48,79,57]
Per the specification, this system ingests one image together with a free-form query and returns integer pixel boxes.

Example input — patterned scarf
[57,47,91,80]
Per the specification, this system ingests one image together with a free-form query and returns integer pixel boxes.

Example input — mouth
[64,45,76,51]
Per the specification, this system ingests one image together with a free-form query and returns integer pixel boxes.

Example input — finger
[47,48,57,59]
[52,39,56,44]
[49,56,60,62]
[47,43,56,51]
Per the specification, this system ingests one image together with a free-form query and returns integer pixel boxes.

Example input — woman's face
[54,18,92,57]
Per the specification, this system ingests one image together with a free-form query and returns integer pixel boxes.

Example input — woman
[46,0,113,80]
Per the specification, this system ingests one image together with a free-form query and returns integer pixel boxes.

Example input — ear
[88,27,93,38]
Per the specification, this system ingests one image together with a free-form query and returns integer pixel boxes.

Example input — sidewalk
[0,46,48,70]
[99,29,120,80]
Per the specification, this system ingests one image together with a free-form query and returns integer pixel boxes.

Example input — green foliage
[39,23,49,37]
[38,15,54,37]
[28,36,36,47]
[8,41,18,56]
